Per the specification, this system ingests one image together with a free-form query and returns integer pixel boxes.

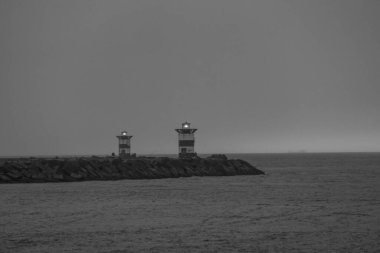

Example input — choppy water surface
[1,153,380,252]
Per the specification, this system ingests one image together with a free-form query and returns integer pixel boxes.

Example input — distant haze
[1,0,379,156]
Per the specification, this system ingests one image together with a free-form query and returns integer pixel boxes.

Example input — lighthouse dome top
[176,122,197,134]
[121,131,128,135]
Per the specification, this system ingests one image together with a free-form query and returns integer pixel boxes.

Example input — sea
[1,153,379,252]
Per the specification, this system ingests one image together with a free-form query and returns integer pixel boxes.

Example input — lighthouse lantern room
[175,122,198,158]
[116,131,132,157]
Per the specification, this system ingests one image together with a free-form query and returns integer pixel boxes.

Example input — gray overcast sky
[1,0,379,156]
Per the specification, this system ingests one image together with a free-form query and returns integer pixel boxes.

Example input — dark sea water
[1,153,379,252]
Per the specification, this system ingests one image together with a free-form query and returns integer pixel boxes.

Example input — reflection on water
[1,153,380,252]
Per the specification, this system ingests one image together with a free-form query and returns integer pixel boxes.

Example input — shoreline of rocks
[0,155,264,183]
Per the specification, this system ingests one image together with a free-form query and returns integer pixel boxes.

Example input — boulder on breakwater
[0,155,264,183]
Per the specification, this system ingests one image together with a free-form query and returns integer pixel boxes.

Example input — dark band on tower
[175,122,198,158]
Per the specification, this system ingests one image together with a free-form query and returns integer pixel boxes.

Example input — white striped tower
[175,122,198,158]
[116,131,132,157]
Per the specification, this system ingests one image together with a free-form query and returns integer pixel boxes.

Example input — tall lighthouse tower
[175,122,198,158]
[116,131,132,157]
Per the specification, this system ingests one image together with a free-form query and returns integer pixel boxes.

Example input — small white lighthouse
[175,122,197,158]
[116,131,132,157]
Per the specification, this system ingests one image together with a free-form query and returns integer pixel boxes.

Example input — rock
[0,173,12,182]
[207,154,228,160]
[0,155,264,183]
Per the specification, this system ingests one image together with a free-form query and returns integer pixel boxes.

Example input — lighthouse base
[179,152,198,159]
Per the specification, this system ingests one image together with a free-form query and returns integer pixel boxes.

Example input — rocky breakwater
[0,155,264,183]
